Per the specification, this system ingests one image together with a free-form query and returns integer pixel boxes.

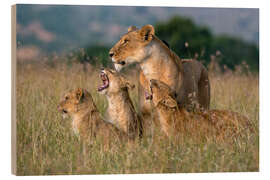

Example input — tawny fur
[109,24,210,126]
[149,79,251,141]
[58,88,122,142]
[98,68,143,140]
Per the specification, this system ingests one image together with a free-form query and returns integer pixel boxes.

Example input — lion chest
[72,116,81,137]
[140,57,179,92]
[106,97,129,133]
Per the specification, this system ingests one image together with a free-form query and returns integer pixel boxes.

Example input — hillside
[16,5,259,55]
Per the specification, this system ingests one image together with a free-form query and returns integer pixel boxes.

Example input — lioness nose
[109,52,114,57]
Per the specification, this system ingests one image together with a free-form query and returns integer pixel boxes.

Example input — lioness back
[181,59,210,111]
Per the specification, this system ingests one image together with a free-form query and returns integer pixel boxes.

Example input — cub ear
[139,24,155,41]
[162,96,178,108]
[120,76,135,90]
[128,26,137,32]
[169,90,177,99]
[126,81,135,90]
[76,88,84,102]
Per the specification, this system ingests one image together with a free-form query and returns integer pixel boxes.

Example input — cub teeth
[98,72,109,92]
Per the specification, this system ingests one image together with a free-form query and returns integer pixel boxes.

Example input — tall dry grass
[15,61,259,175]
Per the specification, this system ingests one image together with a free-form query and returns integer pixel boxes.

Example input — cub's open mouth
[98,71,109,92]
[145,91,152,100]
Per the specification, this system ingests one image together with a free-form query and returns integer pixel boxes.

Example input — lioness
[97,68,143,140]
[109,25,210,121]
[58,88,121,142]
[147,79,251,140]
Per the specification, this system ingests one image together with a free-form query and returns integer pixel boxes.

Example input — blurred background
[16,4,259,71]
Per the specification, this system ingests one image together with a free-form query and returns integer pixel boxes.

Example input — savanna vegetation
[16,58,259,175]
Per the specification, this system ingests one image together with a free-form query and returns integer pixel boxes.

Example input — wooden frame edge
[11,4,17,175]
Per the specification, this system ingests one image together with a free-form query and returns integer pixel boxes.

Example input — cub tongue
[98,84,107,91]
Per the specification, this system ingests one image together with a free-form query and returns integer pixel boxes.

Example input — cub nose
[109,52,114,57]
[100,67,104,71]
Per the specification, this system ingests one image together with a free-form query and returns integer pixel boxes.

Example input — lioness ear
[139,24,155,41]
[162,96,178,108]
[76,88,84,102]
[128,26,137,32]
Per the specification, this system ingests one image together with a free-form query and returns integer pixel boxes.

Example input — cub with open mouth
[98,68,143,140]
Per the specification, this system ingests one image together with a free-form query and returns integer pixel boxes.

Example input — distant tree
[211,35,259,71]
[74,45,110,68]
[155,16,213,63]
[155,16,259,71]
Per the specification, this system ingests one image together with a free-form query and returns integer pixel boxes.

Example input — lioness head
[58,88,91,117]
[148,79,178,108]
[97,68,135,95]
[109,25,155,71]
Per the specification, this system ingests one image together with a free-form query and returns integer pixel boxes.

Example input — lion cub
[58,88,121,142]
[147,79,251,140]
[98,68,143,140]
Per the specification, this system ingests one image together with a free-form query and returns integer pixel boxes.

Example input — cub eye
[108,69,114,74]
[123,39,129,44]
[65,96,69,100]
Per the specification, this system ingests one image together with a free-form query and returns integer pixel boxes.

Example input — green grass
[15,62,259,175]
